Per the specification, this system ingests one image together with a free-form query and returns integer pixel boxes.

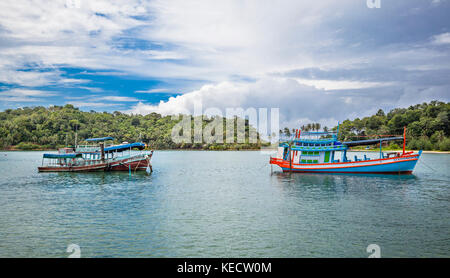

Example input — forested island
[0,101,449,151]
[0,104,264,150]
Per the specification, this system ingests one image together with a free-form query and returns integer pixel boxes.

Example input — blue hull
[281,158,419,174]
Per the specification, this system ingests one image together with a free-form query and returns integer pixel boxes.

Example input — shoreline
[0,148,265,152]
[1,149,449,154]
[348,149,450,154]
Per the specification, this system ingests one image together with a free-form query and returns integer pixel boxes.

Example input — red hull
[108,157,152,171]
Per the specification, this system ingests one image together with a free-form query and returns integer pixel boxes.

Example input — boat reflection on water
[270,170,418,196]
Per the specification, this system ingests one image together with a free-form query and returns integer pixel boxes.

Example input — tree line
[280,123,326,137]
[0,104,265,150]
[1,101,449,151]
[278,101,450,151]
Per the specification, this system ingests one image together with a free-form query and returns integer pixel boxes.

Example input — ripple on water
[0,151,448,257]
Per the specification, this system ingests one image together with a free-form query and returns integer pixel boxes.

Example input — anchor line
[419,159,437,172]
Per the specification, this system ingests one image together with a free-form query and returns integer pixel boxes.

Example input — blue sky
[0,0,449,127]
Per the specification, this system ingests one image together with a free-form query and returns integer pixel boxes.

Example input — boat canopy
[104,142,145,153]
[342,137,403,147]
[300,131,337,135]
[85,137,114,142]
[43,153,82,159]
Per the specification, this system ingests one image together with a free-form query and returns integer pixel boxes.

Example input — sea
[0,150,448,257]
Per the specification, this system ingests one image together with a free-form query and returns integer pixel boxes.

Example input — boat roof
[342,137,403,146]
[85,137,114,142]
[300,131,337,136]
[104,142,145,153]
[43,153,82,159]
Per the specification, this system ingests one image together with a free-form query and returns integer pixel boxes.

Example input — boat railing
[43,158,105,167]
[76,145,101,153]
[43,150,152,167]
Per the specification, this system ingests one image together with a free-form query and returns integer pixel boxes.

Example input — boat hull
[38,156,152,173]
[270,153,420,174]
[38,163,108,172]
[107,156,152,171]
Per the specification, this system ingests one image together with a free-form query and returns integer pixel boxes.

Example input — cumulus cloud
[128,76,450,128]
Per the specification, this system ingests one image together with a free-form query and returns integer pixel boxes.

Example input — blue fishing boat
[270,125,421,174]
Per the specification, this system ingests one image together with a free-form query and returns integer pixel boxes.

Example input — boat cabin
[277,129,407,164]
[278,131,349,164]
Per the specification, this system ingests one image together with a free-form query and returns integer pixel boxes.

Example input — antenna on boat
[336,121,340,139]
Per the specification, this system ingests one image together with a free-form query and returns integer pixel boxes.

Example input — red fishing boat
[38,137,153,173]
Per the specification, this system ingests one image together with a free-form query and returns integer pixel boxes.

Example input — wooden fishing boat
[38,137,153,173]
[270,125,421,174]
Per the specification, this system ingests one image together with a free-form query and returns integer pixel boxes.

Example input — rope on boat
[419,159,437,172]
[134,158,141,173]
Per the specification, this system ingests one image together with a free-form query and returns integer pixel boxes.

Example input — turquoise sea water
[0,151,448,257]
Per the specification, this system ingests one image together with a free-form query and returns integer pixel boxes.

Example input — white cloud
[0,0,356,84]
[128,76,449,128]
[431,32,450,45]
[98,96,139,102]
[65,101,122,108]
[0,68,60,87]
[1,88,57,97]
[59,78,91,84]
[431,0,443,6]
[0,88,57,102]
[135,88,171,93]
[77,86,105,93]
[294,79,394,90]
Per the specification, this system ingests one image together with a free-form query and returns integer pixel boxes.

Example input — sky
[0,0,449,128]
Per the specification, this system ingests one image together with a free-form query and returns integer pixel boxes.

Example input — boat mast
[74,123,78,148]
[336,122,340,139]
[379,139,382,159]
[289,141,292,173]
[403,126,406,155]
